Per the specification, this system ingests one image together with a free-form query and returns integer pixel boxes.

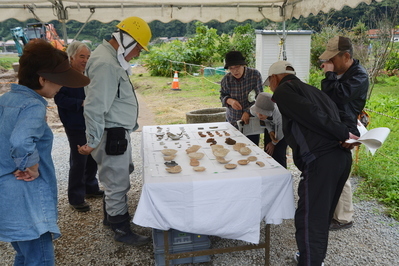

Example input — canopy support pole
[279,4,287,61]
[72,7,95,43]
[49,0,69,46]
[282,20,287,61]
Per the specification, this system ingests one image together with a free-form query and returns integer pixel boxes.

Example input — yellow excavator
[10,22,65,72]
[11,22,65,57]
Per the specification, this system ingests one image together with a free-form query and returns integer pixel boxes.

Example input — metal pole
[61,21,68,46]
[53,0,68,46]
[72,8,95,42]
[282,20,287,61]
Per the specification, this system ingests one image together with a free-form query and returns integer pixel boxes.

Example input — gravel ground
[1,132,398,266]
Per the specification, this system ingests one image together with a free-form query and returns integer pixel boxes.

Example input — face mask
[112,30,138,75]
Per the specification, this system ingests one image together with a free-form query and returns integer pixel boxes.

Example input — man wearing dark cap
[220,51,263,145]
[319,36,369,231]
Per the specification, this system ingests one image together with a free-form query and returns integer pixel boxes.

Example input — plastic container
[215,66,227,75]
[154,252,211,266]
[153,229,211,266]
[203,67,215,76]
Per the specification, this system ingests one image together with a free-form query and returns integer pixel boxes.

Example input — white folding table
[133,122,295,265]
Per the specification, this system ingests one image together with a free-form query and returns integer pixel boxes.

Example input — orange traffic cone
[171,71,181,91]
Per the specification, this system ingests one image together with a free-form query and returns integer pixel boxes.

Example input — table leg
[163,230,170,266]
[265,224,270,266]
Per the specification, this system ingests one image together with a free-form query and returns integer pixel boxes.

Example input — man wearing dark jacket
[55,41,103,212]
[266,61,359,265]
[319,36,369,230]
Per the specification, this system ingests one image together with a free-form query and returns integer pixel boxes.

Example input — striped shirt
[220,67,263,127]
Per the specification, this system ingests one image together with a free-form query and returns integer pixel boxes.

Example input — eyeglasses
[228,65,243,72]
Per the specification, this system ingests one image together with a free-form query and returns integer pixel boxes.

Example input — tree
[185,22,219,66]
[367,8,399,97]
[230,24,256,67]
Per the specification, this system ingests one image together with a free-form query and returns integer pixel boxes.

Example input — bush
[142,22,256,77]
[141,40,190,77]
[306,66,324,88]
[385,46,399,71]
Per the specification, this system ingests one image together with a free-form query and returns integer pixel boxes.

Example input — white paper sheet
[346,127,390,155]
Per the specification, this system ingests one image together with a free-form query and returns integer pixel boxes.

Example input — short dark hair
[18,39,68,90]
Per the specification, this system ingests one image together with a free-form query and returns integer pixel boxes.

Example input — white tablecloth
[133,122,295,244]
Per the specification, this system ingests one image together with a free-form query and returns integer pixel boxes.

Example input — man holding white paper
[267,60,359,265]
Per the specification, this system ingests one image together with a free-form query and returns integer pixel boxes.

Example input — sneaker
[70,202,90,212]
[294,251,300,263]
[329,219,353,230]
[294,252,324,266]
[86,190,104,199]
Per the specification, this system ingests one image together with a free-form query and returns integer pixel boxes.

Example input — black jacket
[272,75,352,171]
[54,86,86,131]
[321,59,369,136]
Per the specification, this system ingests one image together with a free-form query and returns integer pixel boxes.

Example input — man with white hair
[55,41,103,213]
[78,17,152,246]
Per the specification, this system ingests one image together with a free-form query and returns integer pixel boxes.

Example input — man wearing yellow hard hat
[78,17,151,246]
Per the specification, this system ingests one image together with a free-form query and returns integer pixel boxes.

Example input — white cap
[264,61,296,86]
[250,92,275,117]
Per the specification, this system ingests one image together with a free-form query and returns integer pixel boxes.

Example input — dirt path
[136,92,157,132]
[1,68,157,132]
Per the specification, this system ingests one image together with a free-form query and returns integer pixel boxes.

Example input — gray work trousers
[91,130,134,217]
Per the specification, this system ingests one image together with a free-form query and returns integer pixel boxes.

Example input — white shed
[255,30,312,84]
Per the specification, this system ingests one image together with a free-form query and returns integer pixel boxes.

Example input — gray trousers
[91,130,134,217]
[333,149,355,223]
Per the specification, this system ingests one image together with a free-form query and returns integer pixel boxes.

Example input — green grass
[0,54,19,70]
[132,71,223,125]
[353,76,399,220]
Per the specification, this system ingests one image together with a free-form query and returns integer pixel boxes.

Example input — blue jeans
[11,232,55,266]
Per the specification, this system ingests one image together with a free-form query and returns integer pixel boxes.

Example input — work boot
[108,213,151,246]
[70,201,90,212]
[86,189,105,199]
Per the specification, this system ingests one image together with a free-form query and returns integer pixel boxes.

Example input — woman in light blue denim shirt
[0,39,89,265]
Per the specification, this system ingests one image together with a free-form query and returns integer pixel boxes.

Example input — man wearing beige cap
[319,36,369,231]
[267,60,360,265]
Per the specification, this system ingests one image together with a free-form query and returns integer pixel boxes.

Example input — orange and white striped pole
[171,71,181,91]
